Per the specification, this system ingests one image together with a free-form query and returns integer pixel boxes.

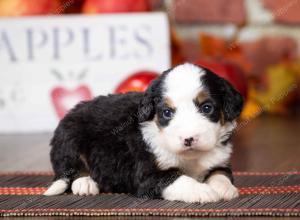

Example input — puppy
[44,63,243,203]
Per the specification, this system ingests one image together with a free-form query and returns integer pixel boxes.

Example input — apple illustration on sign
[50,69,93,119]
[115,71,159,94]
[51,85,92,119]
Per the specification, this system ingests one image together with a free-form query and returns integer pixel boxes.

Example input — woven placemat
[0,171,299,217]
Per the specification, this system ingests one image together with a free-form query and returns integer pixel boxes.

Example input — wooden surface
[232,113,300,172]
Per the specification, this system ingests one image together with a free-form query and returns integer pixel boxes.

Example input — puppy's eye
[162,109,173,120]
[200,102,214,114]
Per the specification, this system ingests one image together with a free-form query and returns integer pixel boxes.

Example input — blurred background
[0,0,299,172]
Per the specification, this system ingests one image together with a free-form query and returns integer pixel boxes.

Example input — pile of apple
[83,0,150,13]
[0,0,150,16]
[0,0,58,16]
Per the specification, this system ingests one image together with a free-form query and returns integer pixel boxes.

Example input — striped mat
[0,171,299,217]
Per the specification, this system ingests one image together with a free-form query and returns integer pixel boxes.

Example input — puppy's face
[139,63,243,158]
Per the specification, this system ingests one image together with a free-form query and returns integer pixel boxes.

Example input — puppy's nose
[184,137,194,147]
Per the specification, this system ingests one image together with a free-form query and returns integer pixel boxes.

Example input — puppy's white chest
[156,156,207,180]
[153,146,232,180]
[152,149,208,178]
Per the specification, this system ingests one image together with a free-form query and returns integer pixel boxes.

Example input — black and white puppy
[44,63,243,203]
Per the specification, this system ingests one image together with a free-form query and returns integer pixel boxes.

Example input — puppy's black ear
[201,68,244,122]
[138,69,170,123]
[221,78,244,121]
[137,78,161,123]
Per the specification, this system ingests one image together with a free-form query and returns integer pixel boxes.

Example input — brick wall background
[161,0,300,65]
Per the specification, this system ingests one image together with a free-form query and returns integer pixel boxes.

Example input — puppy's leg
[205,168,239,201]
[71,176,99,196]
[162,175,220,203]
[44,131,82,196]
[134,164,220,203]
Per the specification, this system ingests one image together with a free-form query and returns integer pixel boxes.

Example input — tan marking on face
[196,91,210,104]
[154,97,175,130]
[165,97,175,109]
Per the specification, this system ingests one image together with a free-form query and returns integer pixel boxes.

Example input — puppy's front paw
[207,174,239,201]
[221,184,239,201]
[162,175,220,203]
[71,176,99,196]
[43,179,68,196]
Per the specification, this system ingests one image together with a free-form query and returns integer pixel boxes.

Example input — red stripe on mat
[239,185,300,194]
[0,171,300,176]
[0,187,47,195]
[1,186,300,195]
[234,171,300,176]
[1,208,300,214]
[0,172,54,176]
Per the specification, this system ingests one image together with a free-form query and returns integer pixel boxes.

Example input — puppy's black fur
[50,91,181,198]
[201,68,244,122]
[49,64,243,199]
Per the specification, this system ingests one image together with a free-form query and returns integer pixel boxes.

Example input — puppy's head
[139,63,243,158]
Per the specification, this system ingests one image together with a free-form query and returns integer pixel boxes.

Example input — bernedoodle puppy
[44,63,243,203]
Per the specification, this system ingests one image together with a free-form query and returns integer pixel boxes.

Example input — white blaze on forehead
[164,63,205,101]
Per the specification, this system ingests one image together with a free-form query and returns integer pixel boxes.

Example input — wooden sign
[0,13,170,133]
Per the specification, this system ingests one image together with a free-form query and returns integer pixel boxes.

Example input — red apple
[196,59,248,99]
[82,0,150,14]
[0,0,61,16]
[115,71,159,94]
[51,85,93,119]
